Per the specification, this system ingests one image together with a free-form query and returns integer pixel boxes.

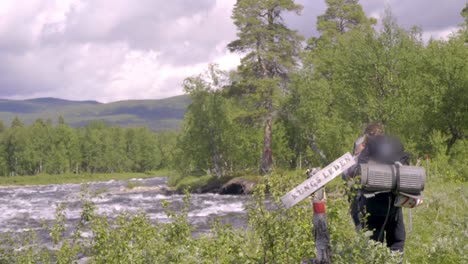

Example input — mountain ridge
[0,95,189,130]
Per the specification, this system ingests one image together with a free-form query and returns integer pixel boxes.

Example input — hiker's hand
[354,143,365,155]
[305,167,321,178]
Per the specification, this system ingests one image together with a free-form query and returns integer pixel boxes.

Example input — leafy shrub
[427,131,466,183]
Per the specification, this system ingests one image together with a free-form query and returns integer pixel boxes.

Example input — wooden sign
[281,152,356,209]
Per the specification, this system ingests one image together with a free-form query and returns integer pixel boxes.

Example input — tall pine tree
[228,0,304,174]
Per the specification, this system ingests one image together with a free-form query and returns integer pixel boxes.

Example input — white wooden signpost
[281,152,356,209]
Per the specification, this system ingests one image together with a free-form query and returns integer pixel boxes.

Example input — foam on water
[188,202,245,217]
[146,212,170,220]
[0,177,250,236]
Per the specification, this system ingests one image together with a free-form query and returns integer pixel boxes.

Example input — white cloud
[0,0,464,102]
[0,0,240,102]
[0,0,78,50]
[422,27,460,42]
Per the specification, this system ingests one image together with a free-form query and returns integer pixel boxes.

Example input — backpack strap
[394,163,401,193]
[361,190,391,198]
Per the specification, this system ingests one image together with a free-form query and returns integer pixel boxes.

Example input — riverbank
[0,170,261,195]
[0,169,175,187]
[168,173,262,194]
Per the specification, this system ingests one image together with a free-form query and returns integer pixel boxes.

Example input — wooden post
[284,155,356,263]
[301,168,331,264]
[312,188,331,264]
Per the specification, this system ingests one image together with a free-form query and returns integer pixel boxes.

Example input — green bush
[174,175,213,192]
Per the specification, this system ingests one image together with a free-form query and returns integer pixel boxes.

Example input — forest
[175,1,468,182]
[0,118,176,176]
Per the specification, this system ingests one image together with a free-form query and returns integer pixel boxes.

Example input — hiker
[344,122,408,253]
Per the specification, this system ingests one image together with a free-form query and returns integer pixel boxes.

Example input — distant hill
[0,95,190,130]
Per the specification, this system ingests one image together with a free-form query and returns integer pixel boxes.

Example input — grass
[170,174,232,192]
[173,175,214,191]
[0,169,176,186]
[404,176,468,263]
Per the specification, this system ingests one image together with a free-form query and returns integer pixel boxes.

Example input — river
[0,177,251,244]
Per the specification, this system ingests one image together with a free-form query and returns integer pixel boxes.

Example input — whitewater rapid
[0,177,250,237]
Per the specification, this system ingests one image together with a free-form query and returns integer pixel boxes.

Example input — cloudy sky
[0,0,465,103]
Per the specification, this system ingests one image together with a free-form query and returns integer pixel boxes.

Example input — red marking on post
[313,202,326,214]
[401,196,410,207]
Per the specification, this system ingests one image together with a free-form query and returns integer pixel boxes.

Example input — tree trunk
[308,133,328,163]
[212,147,223,178]
[447,125,461,154]
[260,110,273,175]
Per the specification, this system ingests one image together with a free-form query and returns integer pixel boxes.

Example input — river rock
[111,185,177,195]
[219,178,256,195]
[196,180,223,194]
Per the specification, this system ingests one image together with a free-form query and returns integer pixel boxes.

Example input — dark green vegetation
[0,119,177,177]
[0,95,189,130]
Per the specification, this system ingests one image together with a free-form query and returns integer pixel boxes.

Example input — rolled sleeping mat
[360,164,425,194]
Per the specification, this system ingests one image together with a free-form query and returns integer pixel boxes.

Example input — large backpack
[357,135,412,215]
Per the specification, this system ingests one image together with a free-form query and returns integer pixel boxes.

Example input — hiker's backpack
[357,135,425,210]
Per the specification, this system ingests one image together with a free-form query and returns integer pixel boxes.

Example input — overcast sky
[0,0,465,103]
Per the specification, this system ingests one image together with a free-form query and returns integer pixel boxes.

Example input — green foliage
[176,64,266,177]
[447,140,468,182]
[0,118,178,177]
[246,173,315,263]
[307,10,425,127]
[229,0,304,77]
[314,0,376,44]
[228,0,304,174]
[271,121,296,168]
[423,33,468,151]
[177,65,240,177]
[460,3,468,46]
[427,132,467,183]
[154,131,178,169]
[281,70,356,167]
[405,177,468,263]
[50,203,67,245]
[173,175,213,192]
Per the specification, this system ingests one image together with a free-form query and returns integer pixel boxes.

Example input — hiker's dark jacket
[350,135,409,252]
